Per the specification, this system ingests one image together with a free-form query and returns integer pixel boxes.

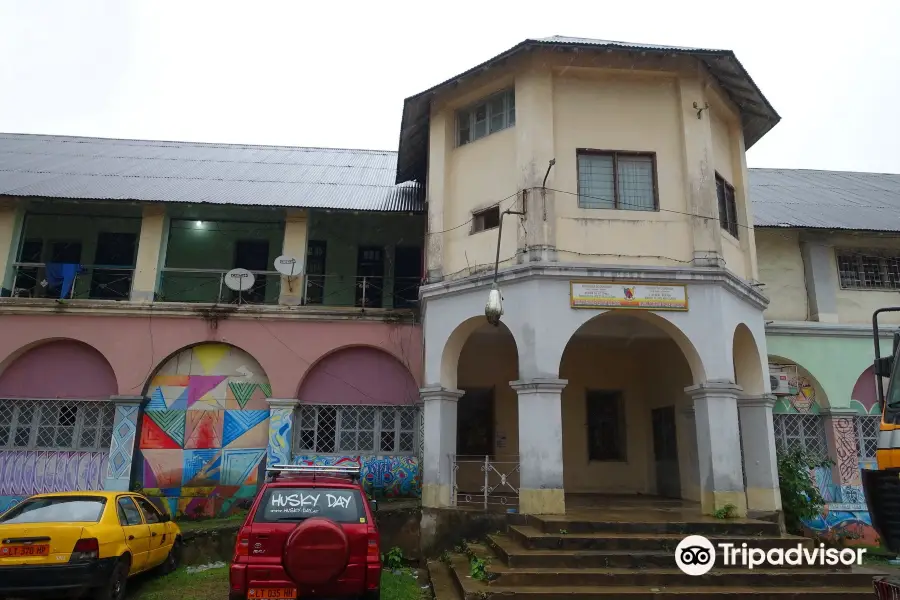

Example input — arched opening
[0,339,117,399]
[732,324,765,395]
[559,311,698,500]
[138,342,271,518]
[0,340,118,504]
[293,346,421,498]
[453,320,520,502]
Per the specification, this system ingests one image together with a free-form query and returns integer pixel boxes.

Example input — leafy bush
[777,448,833,534]
[384,546,404,570]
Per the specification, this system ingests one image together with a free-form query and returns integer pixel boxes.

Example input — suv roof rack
[265,463,361,484]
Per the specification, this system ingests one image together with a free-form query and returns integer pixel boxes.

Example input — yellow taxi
[0,491,182,600]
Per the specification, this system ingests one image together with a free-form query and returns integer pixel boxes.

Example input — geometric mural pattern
[137,343,271,517]
[107,404,140,480]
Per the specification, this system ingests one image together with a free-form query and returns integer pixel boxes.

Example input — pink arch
[852,365,879,413]
[297,345,419,405]
[0,339,118,399]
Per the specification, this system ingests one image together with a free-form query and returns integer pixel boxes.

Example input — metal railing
[10,262,134,301]
[304,275,420,309]
[450,454,521,510]
[158,268,281,305]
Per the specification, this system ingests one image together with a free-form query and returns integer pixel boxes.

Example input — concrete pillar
[685,381,747,516]
[0,198,24,296]
[130,204,168,302]
[677,78,724,267]
[510,378,566,515]
[822,407,862,501]
[738,394,781,512]
[800,238,839,323]
[729,121,759,281]
[515,66,557,263]
[425,112,450,282]
[279,208,308,306]
[104,396,145,491]
[678,405,701,502]
[266,398,300,467]
[421,386,463,508]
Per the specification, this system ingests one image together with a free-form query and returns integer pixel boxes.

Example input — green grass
[126,565,425,600]
[175,511,247,532]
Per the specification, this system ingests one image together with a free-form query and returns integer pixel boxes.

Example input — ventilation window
[471,206,501,234]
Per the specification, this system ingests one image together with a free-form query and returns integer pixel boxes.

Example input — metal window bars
[856,415,881,459]
[293,405,419,455]
[0,399,115,451]
[773,413,829,459]
[450,454,521,511]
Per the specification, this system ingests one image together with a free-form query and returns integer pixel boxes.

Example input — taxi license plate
[1,544,50,557]
[248,589,297,599]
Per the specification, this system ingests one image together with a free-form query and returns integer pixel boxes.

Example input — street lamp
[485,205,524,326]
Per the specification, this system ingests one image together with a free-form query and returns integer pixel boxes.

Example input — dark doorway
[393,246,421,309]
[91,232,137,300]
[651,406,681,498]
[356,246,384,308]
[457,388,495,457]
[305,240,327,305]
[233,239,270,303]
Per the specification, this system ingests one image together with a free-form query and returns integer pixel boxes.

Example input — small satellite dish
[274,255,302,277]
[224,268,255,292]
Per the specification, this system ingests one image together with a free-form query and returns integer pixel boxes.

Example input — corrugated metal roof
[396,35,779,185]
[750,168,900,232]
[0,133,424,212]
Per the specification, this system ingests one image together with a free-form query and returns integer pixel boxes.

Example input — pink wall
[0,313,423,399]
[299,346,419,405]
[0,340,118,399]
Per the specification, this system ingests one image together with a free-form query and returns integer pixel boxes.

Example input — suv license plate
[248,589,297,599]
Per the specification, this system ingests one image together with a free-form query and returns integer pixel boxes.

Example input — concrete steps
[429,512,885,599]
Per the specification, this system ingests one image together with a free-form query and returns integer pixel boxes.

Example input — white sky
[1,0,898,173]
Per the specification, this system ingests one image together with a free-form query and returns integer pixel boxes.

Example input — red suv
[229,465,382,600]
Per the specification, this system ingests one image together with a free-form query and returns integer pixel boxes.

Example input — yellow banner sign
[570,281,688,311]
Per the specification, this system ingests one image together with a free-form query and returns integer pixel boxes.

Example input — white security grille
[773,413,828,458]
[0,399,115,451]
[856,415,881,459]
[294,405,419,455]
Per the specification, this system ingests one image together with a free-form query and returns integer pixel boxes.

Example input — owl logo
[623,287,636,300]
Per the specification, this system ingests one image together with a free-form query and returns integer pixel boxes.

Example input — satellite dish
[224,268,255,292]
[274,255,302,277]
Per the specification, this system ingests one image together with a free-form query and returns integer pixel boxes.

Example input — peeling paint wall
[756,230,808,321]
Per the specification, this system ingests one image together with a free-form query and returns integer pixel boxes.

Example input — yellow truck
[863,308,900,552]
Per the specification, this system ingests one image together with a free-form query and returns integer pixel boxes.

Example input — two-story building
[0,134,425,516]
[753,167,900,544]
[403,36,781,518]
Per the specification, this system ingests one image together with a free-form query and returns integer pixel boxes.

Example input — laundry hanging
[44,263,83,299]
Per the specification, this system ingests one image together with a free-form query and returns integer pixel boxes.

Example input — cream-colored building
[402,36,782,517]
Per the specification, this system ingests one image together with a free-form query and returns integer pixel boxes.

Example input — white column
[421,386,463,508]
[510,378,567,515]
[278,208,308,306]
[685,381,747,516]
[131,204,168,302]
[739,394,782,513]
[678,405,701,502]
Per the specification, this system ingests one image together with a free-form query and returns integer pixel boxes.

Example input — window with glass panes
[715,173,739,238]
[293,405,419,455]
[576,151,657,211]
[457,89,515,146]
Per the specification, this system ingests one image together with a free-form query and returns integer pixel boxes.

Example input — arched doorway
[453,320,519,506]
[138,343,271,517]
[0,340,118,513]
[559,311,698,500]
[293,346,421,498]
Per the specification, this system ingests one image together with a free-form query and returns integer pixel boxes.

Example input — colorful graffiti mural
[138,343,271,517]
[0,450,109,515]
[292,455,420,498]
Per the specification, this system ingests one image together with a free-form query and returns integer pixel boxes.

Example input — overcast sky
[1,0,898,174]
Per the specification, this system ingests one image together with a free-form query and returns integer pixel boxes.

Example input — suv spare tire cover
[283,517,351,585]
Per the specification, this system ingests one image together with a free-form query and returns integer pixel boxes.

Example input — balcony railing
[10,263,134,301]
[158,268,281,305]
[304,275,420,309]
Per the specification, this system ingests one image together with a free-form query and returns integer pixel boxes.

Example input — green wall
[766,332,891,411]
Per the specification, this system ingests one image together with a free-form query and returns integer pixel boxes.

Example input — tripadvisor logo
[674,535,866,576]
